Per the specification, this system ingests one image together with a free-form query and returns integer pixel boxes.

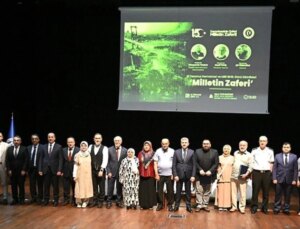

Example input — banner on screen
[118,7,274,113]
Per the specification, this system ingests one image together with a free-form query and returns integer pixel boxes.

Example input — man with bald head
[62,137,79,206]
[106,136,127,208]
[154,138,175,211]
[250,135,274,214]
[39,132,63,207]
[230,140,253,214]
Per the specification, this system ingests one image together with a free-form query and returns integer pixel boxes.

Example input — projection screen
[118,7,274,113]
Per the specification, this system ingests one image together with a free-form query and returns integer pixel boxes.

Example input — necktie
[68,149,72,161]
[32,145,37,166]
[184,149,187,160]
[116,148,119,161]
[284,154,288,165]
[14,147,18,158]
[48,144,52,154]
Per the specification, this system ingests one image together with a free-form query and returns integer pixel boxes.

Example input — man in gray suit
[273,142,298,215]
[172,137,195,213]
[106,136,127,208]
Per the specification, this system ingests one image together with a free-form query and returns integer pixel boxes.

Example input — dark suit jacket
[62,146,80,178]
[39,143,63,174]
[106,146,127,178]
[172,148,196,179]
[27,144,44,170]
[194,148,219,183]
[6,145,28,174]
[272,153,298,184]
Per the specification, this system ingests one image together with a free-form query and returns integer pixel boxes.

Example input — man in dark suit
[27,134,44,204]
[39,132,63,207]
[62,137,79,206]
[6,135,28,205]
[194,139,219,212]
[88,133,108,208]
[106,136,127,208]
[273,142,298,215]
[172,137,195,213]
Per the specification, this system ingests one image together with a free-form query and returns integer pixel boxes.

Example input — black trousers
[157,175,174,207]
[10,172,25,202]
[44,167,59,202]
[274,182,293,211]
[175,176,192,208]
[63,175,75,202]
[28,167,43,201]
[107,176,122,204]
[251,170,271,210]
[92,172,106,203]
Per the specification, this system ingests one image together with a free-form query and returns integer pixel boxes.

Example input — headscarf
[127,148,138,173]
[79,141,89,157]
[141,141,154,164]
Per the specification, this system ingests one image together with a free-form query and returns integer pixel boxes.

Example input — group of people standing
[0,132,300,215]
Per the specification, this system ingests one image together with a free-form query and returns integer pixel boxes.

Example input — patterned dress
[119,157,140,207]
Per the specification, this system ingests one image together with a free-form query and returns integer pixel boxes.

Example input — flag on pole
[7,113,15,145]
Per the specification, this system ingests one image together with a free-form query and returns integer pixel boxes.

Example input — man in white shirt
[0,132,9,204]
[251,135,274,214]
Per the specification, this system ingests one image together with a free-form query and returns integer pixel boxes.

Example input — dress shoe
[273,210,279,215]
[156,204,163,211]
[77,203,82,208]
[19,200,25,205]
[106,203,112,209]
[251,208,257,214]
[203,207,210,212]
[186,207,193,213]
[229,208,237,212]
[10,200,18,205]
[283,211,290,215]
[43,200,49,206]
[262,209,268,214]
[132,204,137,210]
[195,207,201,212]
[173,205,179,212]
[53,201,58,207]
[2,199,8,205]
[97,202,103,208]
[62,200,69,206]
[168,206,174,212]
[82,202,88,208]
[240,210,245,214]
[89,202,97,208]
[117,202,124,208]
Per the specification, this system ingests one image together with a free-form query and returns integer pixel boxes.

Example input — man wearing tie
[106,136,127,208]
[88,133,108,208]
[172,137,195,213]
[6,135,28,205]
[39,132,63,207]
[0,132,9,204]
[62,137,79,206]
[273,142,298,215]
[27,134,44,204]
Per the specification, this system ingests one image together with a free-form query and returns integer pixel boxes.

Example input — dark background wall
[1,0,299,154]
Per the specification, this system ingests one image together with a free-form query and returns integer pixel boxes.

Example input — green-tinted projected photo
[213,44,229,61]
[235,44,252,61]
[191,44,207,61]
[123,22,193,102]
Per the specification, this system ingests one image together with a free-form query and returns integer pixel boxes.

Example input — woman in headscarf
[138,141,157,209]
[73,141,93,208]
[119,148,140,210]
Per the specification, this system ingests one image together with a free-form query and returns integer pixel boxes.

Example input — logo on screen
[243,27,255,39]
[192,28,206,38]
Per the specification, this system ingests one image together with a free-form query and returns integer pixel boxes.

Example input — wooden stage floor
[1,184,300,229]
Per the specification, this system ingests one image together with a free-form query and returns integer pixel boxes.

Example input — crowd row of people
[0,132,299,215]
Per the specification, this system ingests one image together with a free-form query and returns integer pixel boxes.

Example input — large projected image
[119,7,274,113]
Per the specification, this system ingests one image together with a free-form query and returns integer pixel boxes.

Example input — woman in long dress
[216,144,234,211]
[119,148,140,210]
[73,141,93,208]
[138,141,157,209]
